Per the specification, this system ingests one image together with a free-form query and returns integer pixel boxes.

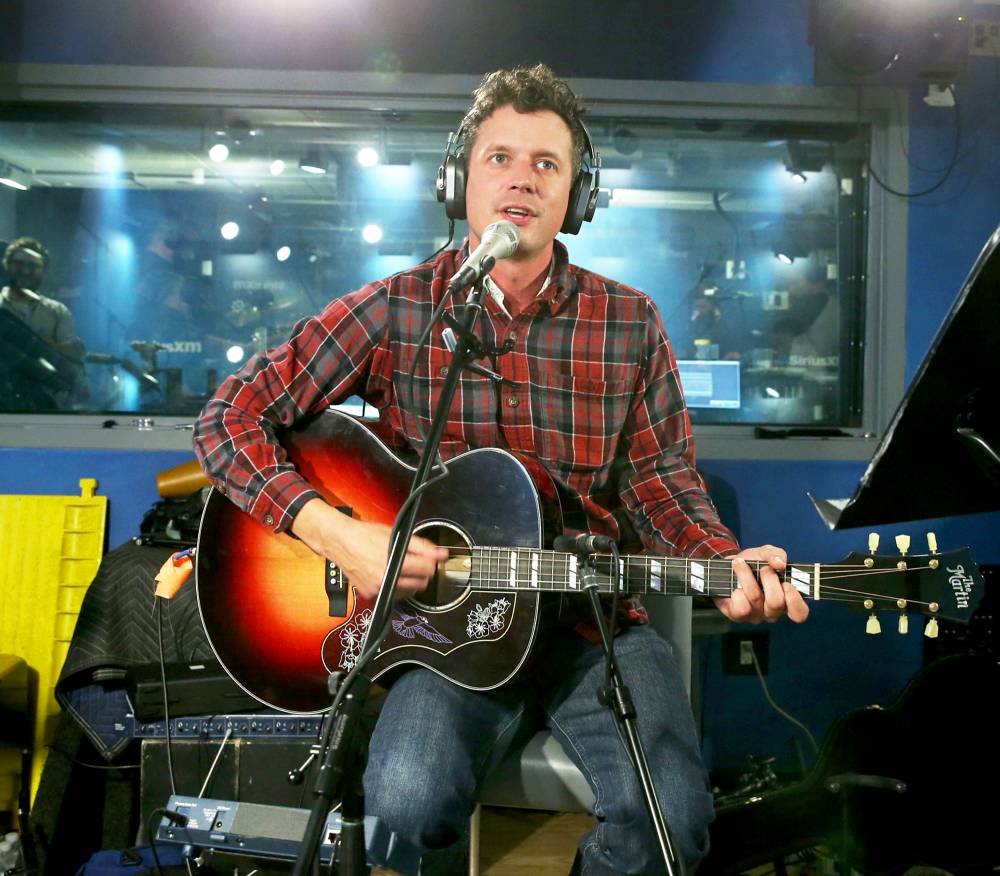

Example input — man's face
[7,247,45,292]
[464,105,576,262]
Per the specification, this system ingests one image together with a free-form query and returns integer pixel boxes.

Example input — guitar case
[703,652,1000,874]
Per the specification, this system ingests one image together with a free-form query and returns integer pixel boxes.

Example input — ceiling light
[270,159,285,176]
[226,345,246,364]
[784,139,827,182]
[299,150,327,174]
[276,245,291,262]
[220,221,240,240]
[209,143,230,163]
[362,224,383,244]
[356,147,380,168]
[0,162,29,191]
[610,188,715,210]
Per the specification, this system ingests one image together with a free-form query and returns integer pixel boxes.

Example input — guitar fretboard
[468,547,817,599]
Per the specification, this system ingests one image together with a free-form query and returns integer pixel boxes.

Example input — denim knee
[365,752,472,849]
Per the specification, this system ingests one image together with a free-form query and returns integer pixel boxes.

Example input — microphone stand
[576,545,686,876]
[292,264,496,876]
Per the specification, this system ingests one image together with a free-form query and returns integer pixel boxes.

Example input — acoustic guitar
[195,410,984,713]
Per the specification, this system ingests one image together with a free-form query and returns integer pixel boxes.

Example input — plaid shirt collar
[458,238,577,315]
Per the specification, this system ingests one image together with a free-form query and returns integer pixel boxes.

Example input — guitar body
[196,409,551,713]
[197,409,984,715]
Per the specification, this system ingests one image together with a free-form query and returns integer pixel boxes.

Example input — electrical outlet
[970,19,1000,55]
[722,630,770,676]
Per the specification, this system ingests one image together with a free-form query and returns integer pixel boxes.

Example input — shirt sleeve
[193,283,388,533]
[613,300,740,560]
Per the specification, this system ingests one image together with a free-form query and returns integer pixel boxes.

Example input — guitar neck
[467,547,816,600]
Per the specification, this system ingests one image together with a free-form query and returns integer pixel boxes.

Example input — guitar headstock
[831,533,984,636]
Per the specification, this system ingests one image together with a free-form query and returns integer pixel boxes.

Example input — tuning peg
[898,613,908,635]
[895,534,910,556]
[927,532,938,554]
[868,532,880,554]
[924,617,939,639]
[866,613,881,635]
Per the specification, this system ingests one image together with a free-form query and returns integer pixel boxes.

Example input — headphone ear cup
[440,154,467,220]
[560,169,593,236]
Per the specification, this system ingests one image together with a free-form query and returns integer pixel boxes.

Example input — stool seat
[479,730,594,813]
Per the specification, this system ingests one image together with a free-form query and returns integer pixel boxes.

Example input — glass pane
[0,103,867,426]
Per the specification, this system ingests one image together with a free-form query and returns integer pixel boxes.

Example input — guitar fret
[790,564,811,595]
[650,558,662,593]
[690,560,706,594]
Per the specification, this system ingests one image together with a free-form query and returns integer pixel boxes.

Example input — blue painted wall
[2,0,997,775]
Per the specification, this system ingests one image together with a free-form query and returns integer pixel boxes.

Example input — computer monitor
[676,359,741,410]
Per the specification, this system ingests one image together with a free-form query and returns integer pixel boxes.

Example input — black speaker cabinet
[139,738,324,841]
[811,0,969,86]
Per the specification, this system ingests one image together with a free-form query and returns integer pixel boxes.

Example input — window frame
[0,63,907,460]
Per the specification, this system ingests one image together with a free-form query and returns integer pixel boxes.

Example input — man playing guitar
[194,63,808,875]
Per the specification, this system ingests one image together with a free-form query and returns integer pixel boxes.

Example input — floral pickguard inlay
[466,597,511,639]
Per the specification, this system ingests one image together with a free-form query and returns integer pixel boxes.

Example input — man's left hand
[713,545,809,624]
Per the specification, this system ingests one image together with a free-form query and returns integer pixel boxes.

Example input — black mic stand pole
[577,548,687,876]
[292,263,497,876]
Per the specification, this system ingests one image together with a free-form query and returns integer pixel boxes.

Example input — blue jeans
[364,624,714,874]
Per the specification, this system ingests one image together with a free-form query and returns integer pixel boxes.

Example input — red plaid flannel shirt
[193,242,739,624]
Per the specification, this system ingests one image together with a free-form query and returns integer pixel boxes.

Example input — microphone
[448,220,519,290]
[553,533,616,554]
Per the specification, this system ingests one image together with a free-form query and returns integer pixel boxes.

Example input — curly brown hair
[459,63,588,175]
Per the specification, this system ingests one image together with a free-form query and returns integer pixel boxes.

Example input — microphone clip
[441,311,520,386]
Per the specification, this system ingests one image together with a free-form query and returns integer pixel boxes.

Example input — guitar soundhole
[410,521,473,612]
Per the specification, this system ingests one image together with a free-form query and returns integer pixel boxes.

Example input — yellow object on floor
[0,479,107,813]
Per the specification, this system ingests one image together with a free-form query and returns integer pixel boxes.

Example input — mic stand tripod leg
[581,572,686,876]
[293,671,370,876]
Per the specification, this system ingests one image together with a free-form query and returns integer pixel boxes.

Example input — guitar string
[453,549,948,609]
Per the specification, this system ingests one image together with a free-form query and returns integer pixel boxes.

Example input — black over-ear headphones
[435,116,601,236]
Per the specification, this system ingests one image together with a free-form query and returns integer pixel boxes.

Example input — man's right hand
[291,497,449,601]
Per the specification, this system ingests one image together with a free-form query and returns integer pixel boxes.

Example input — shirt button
[507,396,519,408]
[263,514,274,526]
[439,365,448,377]
[509,331,517,343]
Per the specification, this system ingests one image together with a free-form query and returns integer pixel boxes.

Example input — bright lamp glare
[775,252,794,265]
[362,224,383,244]
[209,143,230,163]
[226,345,246,364]
[220,221,240,240]
[789,170,808,184]
[270,159,285,176]
[0,177,28,191]
[356,147,380,168]
[276,245,292,262]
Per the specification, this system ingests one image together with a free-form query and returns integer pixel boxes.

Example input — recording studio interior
[0,1,998,874]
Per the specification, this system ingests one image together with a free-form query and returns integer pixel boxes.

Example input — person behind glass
[193,64,809,875]
[771,263,839,369]
[0,236,87,405]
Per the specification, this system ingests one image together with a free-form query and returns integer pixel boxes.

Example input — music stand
[810,223,1000,529]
